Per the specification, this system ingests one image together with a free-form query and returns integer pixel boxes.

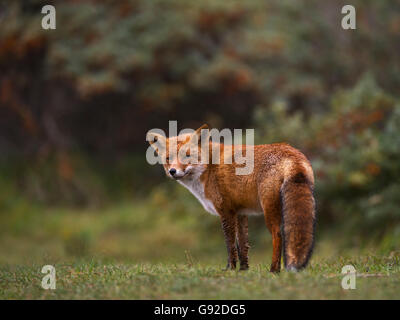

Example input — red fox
[147,124,315,272]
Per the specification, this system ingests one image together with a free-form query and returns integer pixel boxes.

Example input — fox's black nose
[169,168,177,176]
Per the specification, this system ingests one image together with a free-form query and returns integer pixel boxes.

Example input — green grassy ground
[1,254,399,299]
[0,189,399,299]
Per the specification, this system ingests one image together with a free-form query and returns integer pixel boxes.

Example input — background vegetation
[0,0,399,299]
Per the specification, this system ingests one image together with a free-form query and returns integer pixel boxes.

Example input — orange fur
[148,125,316,272]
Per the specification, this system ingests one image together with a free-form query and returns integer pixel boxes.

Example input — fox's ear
[195,124,209,133]
[190,124,210,146]
[146,131,167,154]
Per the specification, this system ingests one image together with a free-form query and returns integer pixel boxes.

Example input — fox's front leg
[220,213,238,270]
[236,214,250,270]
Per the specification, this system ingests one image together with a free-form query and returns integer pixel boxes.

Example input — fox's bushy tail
[280,172,316,271]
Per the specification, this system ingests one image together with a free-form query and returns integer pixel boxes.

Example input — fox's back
[201,143,314,213]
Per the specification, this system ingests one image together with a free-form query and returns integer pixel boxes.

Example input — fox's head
[147,124,210,180]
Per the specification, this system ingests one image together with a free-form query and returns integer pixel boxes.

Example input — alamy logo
[41,265,56,290]
[341,5,356,30]
[146,121,255,175]
[341,265,356,289]
[41,5,56,30]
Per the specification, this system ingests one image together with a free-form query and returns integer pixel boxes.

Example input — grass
[0,186,399,299]
[1,253,399,299]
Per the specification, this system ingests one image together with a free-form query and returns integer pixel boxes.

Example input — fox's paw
[223,262,237,271]
[239,264,249,271]
[269,265,281,273]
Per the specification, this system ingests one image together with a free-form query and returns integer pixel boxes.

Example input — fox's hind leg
[236,214,250,270]
[220,213,238,270]
[268,223,282,273]
[261,191,283,273]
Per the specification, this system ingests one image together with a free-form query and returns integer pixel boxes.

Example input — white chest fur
[178,167,218,216]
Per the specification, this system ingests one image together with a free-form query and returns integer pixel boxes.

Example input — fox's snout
[168,167,187,179]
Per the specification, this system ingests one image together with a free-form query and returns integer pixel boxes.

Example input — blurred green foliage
[0,0,399,251]
[255,74,400,242]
